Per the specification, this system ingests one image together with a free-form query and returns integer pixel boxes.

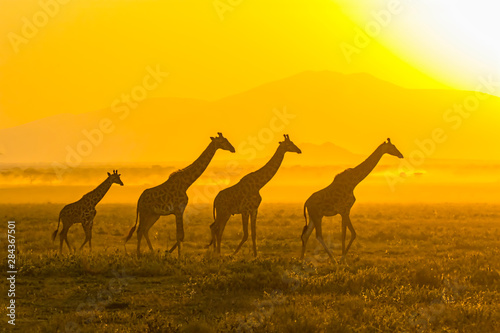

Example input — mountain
[295,142,362,165]
[1,71,499,165]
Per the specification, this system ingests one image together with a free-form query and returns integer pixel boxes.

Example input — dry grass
[1,203,499,332]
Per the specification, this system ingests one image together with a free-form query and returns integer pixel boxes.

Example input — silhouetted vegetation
[1,203,499,332]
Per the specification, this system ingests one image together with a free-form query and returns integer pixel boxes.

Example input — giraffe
[124,133,235,258]
[301,138,403,261]
[209,134,302,257]
[51,170,124,254]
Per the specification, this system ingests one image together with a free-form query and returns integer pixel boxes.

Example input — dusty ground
[1,203,499,332]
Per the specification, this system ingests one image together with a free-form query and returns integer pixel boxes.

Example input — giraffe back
[306,169,357,217]
[138,176,189,215]
[60,200,96,224]
[214,181,262,216]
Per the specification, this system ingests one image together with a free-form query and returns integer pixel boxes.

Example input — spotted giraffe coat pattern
[301,139,404,260]
[210,134,302,256]
[52,170,124,253]
[124,133,235,257]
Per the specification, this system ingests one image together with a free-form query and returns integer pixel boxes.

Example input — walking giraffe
[52,170,124,253]
[301,138,403,261]
[124,133,235,258]
[209,134,301,256]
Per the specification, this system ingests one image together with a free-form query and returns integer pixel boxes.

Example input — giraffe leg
[65,229,74,253]
[59,232,64,254]
[144,232,154,252]
[314,216,334,261]
[343,215,357,256]
[136,218,147,257]
[176,214,184,258]
[88,231,92,252]
[88,213,95,252]
[137,213,160,257]
[168,215,180,253]
[143,222,156,252]
[136,228,144,258]
[168,213,184,258]
[168,242,178,253]
[80,224,92,252]
[250,210,258,257]
[341,218,347,256]
[214,212,231,255]
[233,213,249,255]
[209,222,217,252]
[300,220,315,260]
[59,224,71,254]
[79,221,93,251]
[209,222,222,253]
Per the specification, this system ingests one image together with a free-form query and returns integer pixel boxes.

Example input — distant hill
[295,142,362,165]
[1,71,499,164]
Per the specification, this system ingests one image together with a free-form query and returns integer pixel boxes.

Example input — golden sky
[5,0,493,128]
[1,1,499,162]
[0,1,499,203]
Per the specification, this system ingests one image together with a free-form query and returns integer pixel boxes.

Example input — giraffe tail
[301,203,308,238]
[124,206,139,244]
[51,213,61,242]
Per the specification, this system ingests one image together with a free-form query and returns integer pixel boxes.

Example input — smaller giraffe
[52,170,124,254]
[209,134,301,257]
[301,139,403,261]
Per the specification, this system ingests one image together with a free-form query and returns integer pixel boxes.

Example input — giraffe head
[211,132,236,153]
[279,134,302,154]
[107,170,124,186]
[382,138,404,158]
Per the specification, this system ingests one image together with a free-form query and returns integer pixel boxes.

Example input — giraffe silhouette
[301,138,403,261]
[124,133,235,257]
[209,134,301,257]
[52,170,124,254]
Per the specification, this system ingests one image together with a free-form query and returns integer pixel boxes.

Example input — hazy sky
[2,0,498,129]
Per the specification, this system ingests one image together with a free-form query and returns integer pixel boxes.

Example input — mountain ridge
[1,70,499,163]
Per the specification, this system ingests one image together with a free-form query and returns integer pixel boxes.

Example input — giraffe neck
[176,141,218,189]
[245,146,286,190]
[350,144,385,187]
[84,177,113,207]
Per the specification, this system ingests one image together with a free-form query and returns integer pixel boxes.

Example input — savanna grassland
[1,203,499,332]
